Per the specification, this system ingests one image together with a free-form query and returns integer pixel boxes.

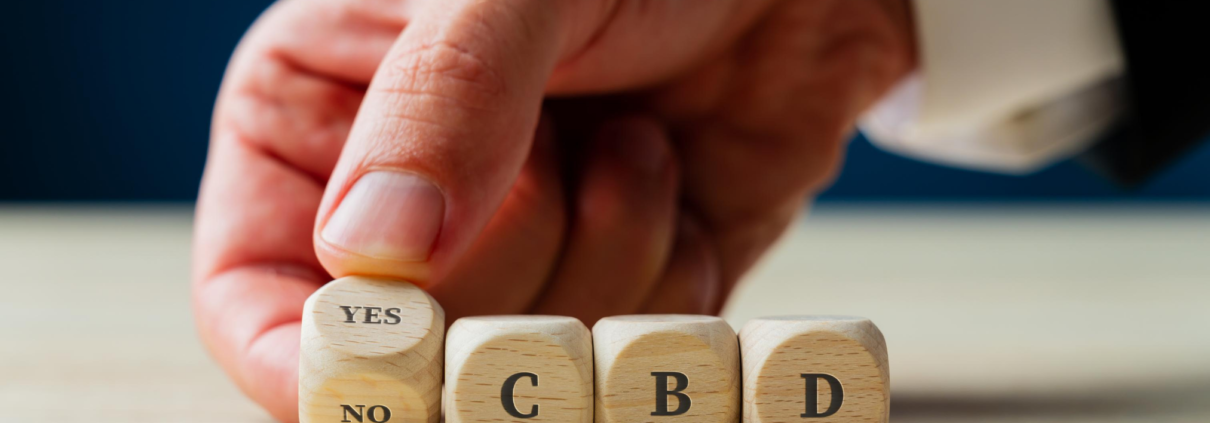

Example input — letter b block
[593,315,740,423]
[299,277,445,423]
[740,316,890,423]
[444,316,594,423]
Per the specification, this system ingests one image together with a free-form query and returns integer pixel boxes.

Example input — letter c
[501,372,539,418]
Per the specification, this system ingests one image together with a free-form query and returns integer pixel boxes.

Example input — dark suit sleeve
[1079,1,1210,185]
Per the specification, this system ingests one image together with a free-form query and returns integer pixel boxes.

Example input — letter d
[801,374,843,418]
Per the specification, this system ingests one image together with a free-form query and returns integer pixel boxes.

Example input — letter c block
[740,316,890,423]
[445,316,593,423]
[298,276,445,423]
[592,315,740,423]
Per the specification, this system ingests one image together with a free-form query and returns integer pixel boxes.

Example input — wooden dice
[592,315,740,423]
[298,276,445,423]
[298,280,889,423]
[740,316,890,423]
[445,316,593,423]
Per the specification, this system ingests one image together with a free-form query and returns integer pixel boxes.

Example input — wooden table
[2,204,1208,422]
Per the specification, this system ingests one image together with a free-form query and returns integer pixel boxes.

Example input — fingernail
[599,119,669,173]
[322,171,445,261]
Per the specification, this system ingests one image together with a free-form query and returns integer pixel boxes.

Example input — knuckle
[378,40,507,113]
[749,121,848,192]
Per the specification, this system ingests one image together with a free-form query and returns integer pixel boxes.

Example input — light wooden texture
[4,205,1210,422]
[740,316,890,423]
[298,276,444,423]
[445,316,593,423]
[592,314,740,423]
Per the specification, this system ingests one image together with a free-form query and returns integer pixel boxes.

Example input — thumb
[313,0,604,283]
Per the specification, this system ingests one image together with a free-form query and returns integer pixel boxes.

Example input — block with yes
[298,276,445,423]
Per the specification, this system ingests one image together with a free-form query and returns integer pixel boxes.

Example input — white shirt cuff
[860,0,1126,173]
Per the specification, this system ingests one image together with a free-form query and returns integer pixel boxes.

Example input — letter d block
[299,276,444,423]
[593,315,740,423]
[445,316,593,423]
[740,316,890,423]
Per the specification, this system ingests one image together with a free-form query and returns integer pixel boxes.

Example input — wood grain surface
[298,277,444,423]
[740,316,890,423]
[592,315,741,423]
[1,204,1209,422]
[445,316,593,423]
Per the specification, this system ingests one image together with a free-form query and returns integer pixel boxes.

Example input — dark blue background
[3,0,1209,202]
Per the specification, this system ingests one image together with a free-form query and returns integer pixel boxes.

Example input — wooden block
[298,276,444,423]
[739,316,889,423]
[444,316,593,423]
[592,315,740,423]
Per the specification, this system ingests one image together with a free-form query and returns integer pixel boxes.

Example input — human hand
[192,0,914,421]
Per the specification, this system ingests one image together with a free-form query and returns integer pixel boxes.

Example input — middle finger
[531,117,680,326]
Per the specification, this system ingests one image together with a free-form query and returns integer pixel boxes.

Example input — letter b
[593,315,739,423]
[651,372,691,416]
